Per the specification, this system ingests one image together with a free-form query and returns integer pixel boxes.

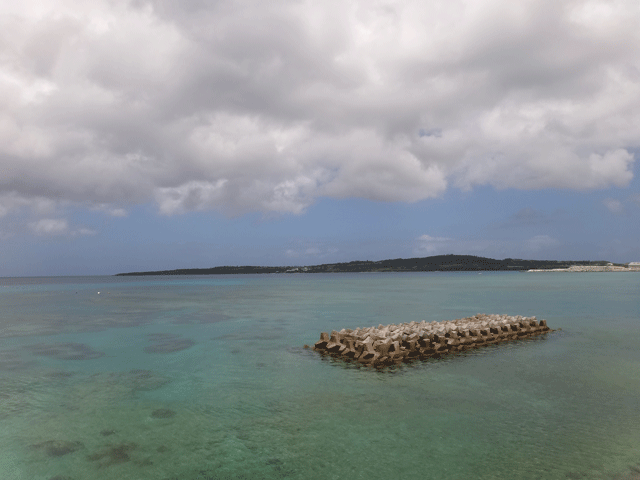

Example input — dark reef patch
[31,440,84,457]
[27,343,105,361]
[151,408,177,419]
[87,442,137,467]
[147,333,181,342]
[144,334,195,354]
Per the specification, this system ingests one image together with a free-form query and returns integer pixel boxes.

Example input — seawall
[528,265,640,272]
[307,314,553,367]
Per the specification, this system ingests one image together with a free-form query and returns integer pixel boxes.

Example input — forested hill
[115,255,615,276]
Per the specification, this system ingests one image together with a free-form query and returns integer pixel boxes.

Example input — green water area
[1,273,639,480]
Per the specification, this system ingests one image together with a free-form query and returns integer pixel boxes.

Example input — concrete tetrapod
[309,314,553,368]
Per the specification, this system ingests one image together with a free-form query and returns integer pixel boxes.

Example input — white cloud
[285,249,299,259]
[603,198,624,214]
[419,234,451,242]
[108,208,128,217]
[285,245,339,260]
[525,234,559,252]
[28,218,68,235]
[27,218,97,236]
[92,204,128,217]
[0,0,638,216]
[416,234,452,254]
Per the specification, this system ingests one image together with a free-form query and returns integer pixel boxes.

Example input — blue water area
[1,272,639,480]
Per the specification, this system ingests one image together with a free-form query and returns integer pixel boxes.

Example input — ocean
[1,272,639,480]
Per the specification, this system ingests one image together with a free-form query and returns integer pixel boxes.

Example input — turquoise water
[1,272,639,480]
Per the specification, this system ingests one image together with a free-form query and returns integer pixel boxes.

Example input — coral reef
[27,343,105,361]
[30,440,84,457]
[87,442,138,468]
[151,408,177,419]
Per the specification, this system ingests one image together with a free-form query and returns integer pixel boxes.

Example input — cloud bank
[27,218,96,236]
[1,0,638,217]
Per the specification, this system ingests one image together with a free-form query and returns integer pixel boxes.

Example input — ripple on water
[0,350,35,371]
[170,312,232,325]
[118,369,171,392]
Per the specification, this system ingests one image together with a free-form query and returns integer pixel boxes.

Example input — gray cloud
[0,193,57,217]
[1,0,638,218]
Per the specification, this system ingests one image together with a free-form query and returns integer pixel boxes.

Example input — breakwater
[308,314,552,367]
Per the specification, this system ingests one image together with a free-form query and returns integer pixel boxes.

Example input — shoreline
[114,254,633,276]
[528,265,640,272]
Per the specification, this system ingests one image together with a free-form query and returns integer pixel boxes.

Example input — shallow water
[1,272,639,480]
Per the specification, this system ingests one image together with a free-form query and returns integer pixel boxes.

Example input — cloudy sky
[1,0,639,275]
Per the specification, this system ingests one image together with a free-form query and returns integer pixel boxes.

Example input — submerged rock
[31,440,84,457]
[151,408,177,419]
[146,333,181,342]
[87,442,137,467]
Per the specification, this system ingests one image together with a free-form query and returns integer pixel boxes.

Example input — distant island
[115,255,638,276]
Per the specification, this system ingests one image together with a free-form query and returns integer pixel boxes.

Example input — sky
[1,0,639,276]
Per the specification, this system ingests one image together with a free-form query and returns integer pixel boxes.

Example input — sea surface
[0,272,639,480]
